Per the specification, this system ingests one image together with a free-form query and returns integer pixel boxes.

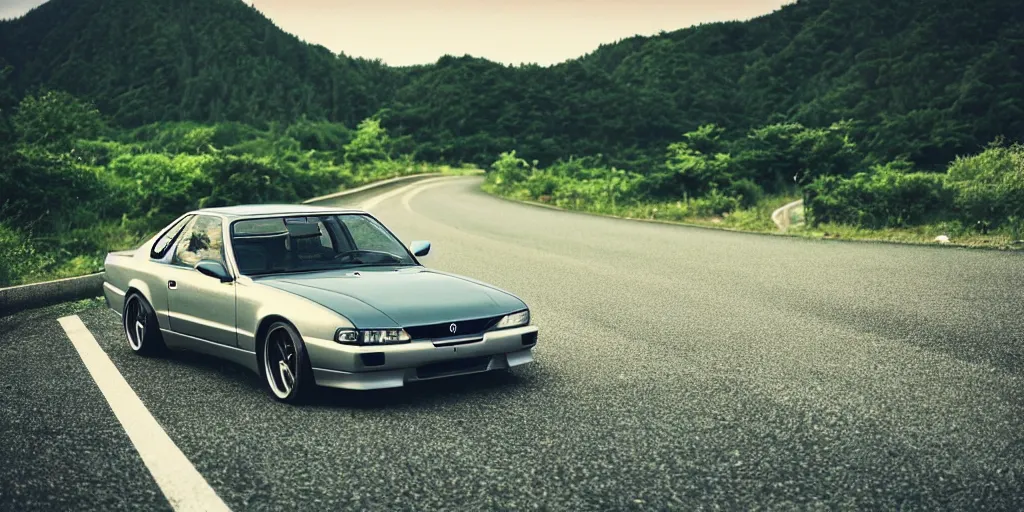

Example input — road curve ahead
[3,176,1023,511]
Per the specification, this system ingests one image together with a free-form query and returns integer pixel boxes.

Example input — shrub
[0,222,52,287]
[691,188,741,216]
[108,152,214,218]
[127,121,205,153]
[523,172,560,198]
[489,150,533,188]
[0,147,116,231]
[0,97,432,286]
[724,178,764,208]
[946,142,1024,228]
[200,154,300,208]
[71,138,141,166]
[805,163,953,228]
[661,138,733,198]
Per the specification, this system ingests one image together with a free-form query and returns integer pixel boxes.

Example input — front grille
[404,315,503,340]
[416,356,492,379]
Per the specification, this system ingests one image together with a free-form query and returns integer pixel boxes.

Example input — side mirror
[195,260,233,283]
[410,240,431,257]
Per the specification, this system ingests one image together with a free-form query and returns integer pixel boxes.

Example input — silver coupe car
[102,204,538,403]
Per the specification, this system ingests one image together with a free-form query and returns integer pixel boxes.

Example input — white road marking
[401,179,452,213]
[359,176,454,211]
[57,315,232,512]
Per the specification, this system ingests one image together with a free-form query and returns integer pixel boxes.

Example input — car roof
[192,204,366,218]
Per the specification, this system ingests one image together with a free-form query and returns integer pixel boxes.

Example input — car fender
[236,278,355,353]
[125,276,163,321]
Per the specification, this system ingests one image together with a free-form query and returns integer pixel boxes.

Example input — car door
[165,214,237,347]
[144,214,194,326]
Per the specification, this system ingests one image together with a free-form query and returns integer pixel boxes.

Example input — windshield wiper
[337,262,415,269]
[248,263,416,276]
[247,268,334,276]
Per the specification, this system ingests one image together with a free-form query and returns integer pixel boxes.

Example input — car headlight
[335,328,411,346]
[494,310,530,329]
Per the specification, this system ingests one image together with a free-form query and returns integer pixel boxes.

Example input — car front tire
[123,293,166,356]
[261,321,315,403]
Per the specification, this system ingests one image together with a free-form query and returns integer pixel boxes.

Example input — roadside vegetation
[484,123,1024,248]
[2,0,1023,286]
[0,91,444,287]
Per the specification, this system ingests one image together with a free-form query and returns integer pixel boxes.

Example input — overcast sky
[2,0,791,66]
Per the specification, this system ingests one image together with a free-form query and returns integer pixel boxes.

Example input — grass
[786,222,1023,249]
[482,183,1024,251]
[483,181,795,233]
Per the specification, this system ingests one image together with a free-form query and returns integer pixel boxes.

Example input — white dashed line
[57,315,232,512]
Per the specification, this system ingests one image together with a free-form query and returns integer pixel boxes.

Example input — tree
[789,121,862,186]
[12,90,106,152]
[343,117,391,166]
[655,124,735,199]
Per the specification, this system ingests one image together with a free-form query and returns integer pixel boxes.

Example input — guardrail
[0,172,444,317]
[771,199,804,232]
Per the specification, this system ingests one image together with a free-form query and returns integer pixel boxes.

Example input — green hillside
[0,0,398,126]
[3,0,1022,169]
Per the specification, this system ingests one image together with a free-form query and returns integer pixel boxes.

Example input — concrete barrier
[303,173,442,206]
[0,173,445,317]
[771,199,804,232]
[0,272,107,316]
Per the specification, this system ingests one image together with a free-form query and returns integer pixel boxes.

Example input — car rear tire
[262,321,315,403]
[123,293,166,356]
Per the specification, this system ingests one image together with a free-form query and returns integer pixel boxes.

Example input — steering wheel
[332,249,401,264]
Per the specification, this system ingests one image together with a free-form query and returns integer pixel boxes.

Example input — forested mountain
[0,0,400,127]
[1,0,1022,170]
[385,0,1024,169]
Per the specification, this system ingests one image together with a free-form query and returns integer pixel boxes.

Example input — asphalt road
[2,176,1023,511]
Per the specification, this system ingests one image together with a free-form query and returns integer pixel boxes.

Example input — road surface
[2,176,1022,511]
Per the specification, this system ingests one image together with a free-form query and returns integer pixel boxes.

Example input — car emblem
[449,323,457,334]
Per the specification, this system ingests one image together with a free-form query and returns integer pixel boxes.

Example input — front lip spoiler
[311,347,536,391]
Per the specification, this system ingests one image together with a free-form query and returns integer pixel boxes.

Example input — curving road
[2,176,1023,510]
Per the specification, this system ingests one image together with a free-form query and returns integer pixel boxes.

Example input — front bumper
[306,325,538,390]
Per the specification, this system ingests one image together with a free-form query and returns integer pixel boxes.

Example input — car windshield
[230,214,416,276]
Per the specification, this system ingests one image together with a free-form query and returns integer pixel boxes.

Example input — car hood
[255,266,527,328]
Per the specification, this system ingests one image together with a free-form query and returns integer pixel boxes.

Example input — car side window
[172,215,226,268]
[151,215,193,259]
